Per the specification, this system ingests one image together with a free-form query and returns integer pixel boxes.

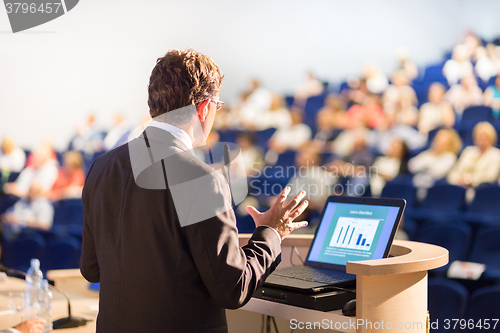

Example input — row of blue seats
[383,182,500,226]
[1,230,81,274]
[411,223,500,278]
[429,278,500,333]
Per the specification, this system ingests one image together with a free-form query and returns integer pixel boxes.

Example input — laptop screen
[307,202,401,267]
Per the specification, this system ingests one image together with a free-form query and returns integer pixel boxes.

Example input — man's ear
[197,100,209,122]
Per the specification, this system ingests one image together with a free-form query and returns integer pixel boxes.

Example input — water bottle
[25,258,43,320]
[38,279,53,332]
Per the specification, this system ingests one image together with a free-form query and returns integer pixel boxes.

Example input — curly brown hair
[147,49,223,121]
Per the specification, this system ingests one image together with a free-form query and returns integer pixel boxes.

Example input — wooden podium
[239,234,449,333]
[347,239,448,332]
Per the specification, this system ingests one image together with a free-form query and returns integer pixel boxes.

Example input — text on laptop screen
[307,202,400,266]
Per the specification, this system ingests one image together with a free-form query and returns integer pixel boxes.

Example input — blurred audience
[4,144,58,198]
[443,44,473,85]
[383,70,417,115]
[445,75,483,115]
[474,46,497,83]
[313,95,345,149]
[409,129,462,189]
[48,151,85,202]
[259,95,292,130]
[103,113,130,151]
[363,64,389,94]
[418,83,455,135]
[294,72,324,107]
[287,144,335,213]
[0,137,26,173]
[370,138,410,196]
[236,79,273,129]
[448,122,500,188]
[236,132,264,177]
[344,94,385,129]
[68,114,105,157]
[2,182,54,232]
[268,110,311,154]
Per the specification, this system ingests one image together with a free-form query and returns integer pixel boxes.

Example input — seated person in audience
[340,77,369,106]
[445,75,483,116]
[0,137,26,173]
[363,63,388,94]
[3,145,58,198]
[409,129,462,189]
[331,118,370,158]
[443,44,474,85]
[393,91,418,127]
[236,79,273,129]
[328,136,374,196]
[484,75,500,118]
[103,113,130,151]
[48,151,85,201]
[2,182,54,231]
[68,113,105,157]
[383,70,417,115]
[396,47,418,81]
[268,110,312,154]
[313,95,346,149]
[258,95,292,130]
[448,122,500,188]
[287,144,335,220]
[370,111,426,154]
[293,72,324,107]
[235,132,264,177]
[474,46,497,83]
[418,83,455,135]
[370,138,410,197]
[344,94,386,129]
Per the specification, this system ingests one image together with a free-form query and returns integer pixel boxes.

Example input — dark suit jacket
[80,127,281,333]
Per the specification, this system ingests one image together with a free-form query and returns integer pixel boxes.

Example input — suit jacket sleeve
[80,164,100,283]
[182,172,281,309]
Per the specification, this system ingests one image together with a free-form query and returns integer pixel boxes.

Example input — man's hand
[245,186,308,240]
[14,319,45,333]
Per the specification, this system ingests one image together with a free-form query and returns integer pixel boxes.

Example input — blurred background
[2,0,500,328]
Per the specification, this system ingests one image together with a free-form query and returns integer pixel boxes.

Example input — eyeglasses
[207,98,224,111]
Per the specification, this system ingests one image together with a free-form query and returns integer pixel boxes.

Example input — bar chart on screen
[329,217,381,251]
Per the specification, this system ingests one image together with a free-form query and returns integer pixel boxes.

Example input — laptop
[264,196,406,293]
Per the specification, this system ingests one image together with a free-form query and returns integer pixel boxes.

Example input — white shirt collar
[148,120,194,154]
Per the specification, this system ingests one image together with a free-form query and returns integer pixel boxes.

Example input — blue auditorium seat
[381,183,417,212]
[275,150,297,168]
[303,95,326,135]
[428,278,468,332]
[417,223,472,274]
[218,129,239,144]
[7,172,20,182]
[254,128,276,152]
[2,231,46,272]
[284,95,294,108]
[51,199,84,237]
[463,286,500,331]
[468,226,500,278]
[459,106,493,130]
[464,186,500,225]
[41,236,81,272]
[407,184,466,221]
[236,213,256,234]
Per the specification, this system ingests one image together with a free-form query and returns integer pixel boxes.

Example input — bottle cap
[30,259,40,270]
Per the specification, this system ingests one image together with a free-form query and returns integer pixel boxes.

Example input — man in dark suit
[80,49,309,332]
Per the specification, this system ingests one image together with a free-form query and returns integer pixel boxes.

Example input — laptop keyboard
[271,266,355,284]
